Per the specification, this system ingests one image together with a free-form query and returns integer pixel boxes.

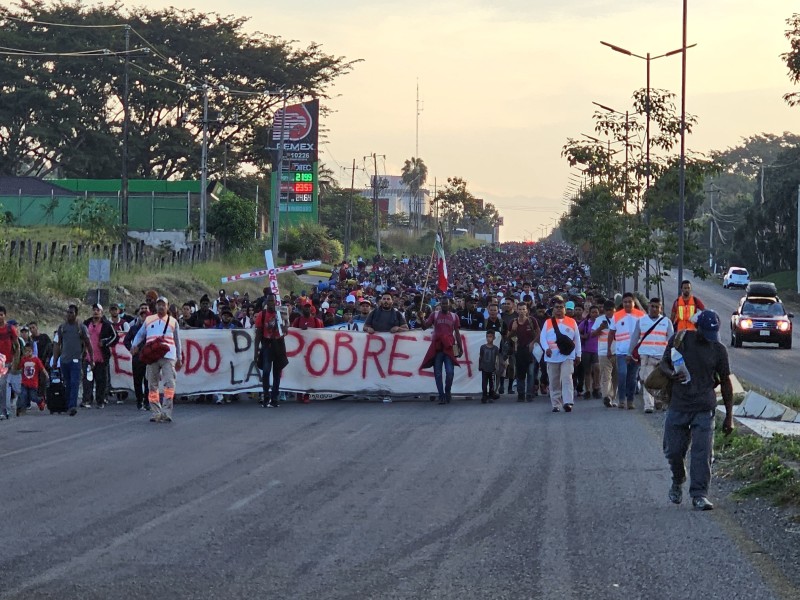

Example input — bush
[282,222,342,264]
[207,191,257,251]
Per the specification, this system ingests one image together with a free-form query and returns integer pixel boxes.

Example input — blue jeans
[615,355,639,403]
[433,352,454,400]
[61,360,82,410]
[20,386,39,409]
[663,409,715,498]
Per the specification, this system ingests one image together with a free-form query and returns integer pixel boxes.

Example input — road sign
[88,259,111,283]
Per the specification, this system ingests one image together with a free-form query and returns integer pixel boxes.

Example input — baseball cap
[695,310,720,342]
[346,294,356,303]
[92,303,103,311]
[156,296,169,305]
[565,301,575,310]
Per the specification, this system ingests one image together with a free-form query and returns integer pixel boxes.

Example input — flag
[435,231,448,292]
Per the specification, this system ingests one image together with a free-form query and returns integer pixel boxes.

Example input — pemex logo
[272,103,314,142]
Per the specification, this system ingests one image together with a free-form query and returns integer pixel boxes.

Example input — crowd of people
[0,240,734,509]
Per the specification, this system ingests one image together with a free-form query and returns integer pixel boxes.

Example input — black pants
[481,372,495,395]
[573,358,584,392]
[82,361,109,406]
[515,348,532,397]
[132,359,149,407]
[261,345,284,403]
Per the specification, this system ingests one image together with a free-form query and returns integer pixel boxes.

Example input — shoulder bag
[631,316,664,362]
[551,318,575,356]
[139,318,171,365]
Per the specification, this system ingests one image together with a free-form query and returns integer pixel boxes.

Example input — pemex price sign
[272,98,319,225]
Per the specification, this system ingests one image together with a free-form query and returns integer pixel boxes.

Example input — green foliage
[319,187,373,247]
[782,13,800,107]
[732,146,800,275]
[0,3,356,178]
[67,196,120,244]
[207,191,256,251]
[48,262,85,297]
[282,222,342,264]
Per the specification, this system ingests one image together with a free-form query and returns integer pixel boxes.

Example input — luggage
[46,369,68,414]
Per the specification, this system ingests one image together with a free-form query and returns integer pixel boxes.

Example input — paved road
[1,398,795,600]
[652,271,799,394]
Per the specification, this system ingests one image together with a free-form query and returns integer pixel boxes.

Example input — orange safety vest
[675,296,697,331]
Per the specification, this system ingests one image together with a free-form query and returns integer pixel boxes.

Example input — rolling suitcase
[46,369,68,414]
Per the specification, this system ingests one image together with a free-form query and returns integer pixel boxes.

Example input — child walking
[479,330,501,404]
[19,344,47,414]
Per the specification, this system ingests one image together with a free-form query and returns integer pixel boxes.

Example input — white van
[723,267,750,289]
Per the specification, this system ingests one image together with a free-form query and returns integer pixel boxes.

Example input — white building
[361,175,431,220]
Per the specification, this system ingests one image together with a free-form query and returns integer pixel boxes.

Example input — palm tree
[400,157,428,229]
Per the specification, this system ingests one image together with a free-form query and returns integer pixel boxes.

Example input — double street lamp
[600,32,696,294]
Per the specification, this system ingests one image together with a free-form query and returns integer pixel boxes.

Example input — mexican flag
[435,232,448,292]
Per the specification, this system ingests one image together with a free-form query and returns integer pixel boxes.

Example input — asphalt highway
[0,397,794,600]
[653,271,799,394]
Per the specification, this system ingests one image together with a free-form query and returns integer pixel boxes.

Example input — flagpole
[418,245,437,316]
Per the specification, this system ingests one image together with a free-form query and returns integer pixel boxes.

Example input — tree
[400,157,427,228]
[282,222,342,264]
[782,13,800,107]
[431,177,474,245]
[0,3,357,179]
[207,191,256,251]
[67,196,120,244]
[319,187,373,248]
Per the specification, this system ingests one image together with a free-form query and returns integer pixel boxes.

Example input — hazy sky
[141,0,797,241]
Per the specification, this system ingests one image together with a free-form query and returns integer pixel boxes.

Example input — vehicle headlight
[778,321,790,332]
[740,319,753,329]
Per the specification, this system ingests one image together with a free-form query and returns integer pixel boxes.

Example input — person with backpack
[509,303,541,402]
[628,297,674,413]
[540,296,582,413]
[81,303,118,409]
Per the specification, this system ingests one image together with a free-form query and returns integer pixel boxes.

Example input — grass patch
[715,428,800,507]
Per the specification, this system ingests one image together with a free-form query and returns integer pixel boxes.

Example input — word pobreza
[220,260,322,284]
[109,329,482,395]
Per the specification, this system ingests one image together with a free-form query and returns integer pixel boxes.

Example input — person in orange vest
[540,296,581,413]
[628,297,674,413]
[608,292,645,410]
[670,280,705,332]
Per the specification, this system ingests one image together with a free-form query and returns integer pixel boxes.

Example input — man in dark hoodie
[81,303,118,408]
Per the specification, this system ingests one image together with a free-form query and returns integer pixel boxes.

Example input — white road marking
[228,480,282,511]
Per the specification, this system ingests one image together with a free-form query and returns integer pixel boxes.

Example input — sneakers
[692,496,714,511]
[162,415,173,423]
[551,407,561,412]
[603,397,612,408]
[150,414,163,422]
[592,389,602,399]
[481,395,488,404]
[0,413,8,420]
[668,483,683,504]
[68,408,77,416]
[644,408,654,414]
[582,391,591,400]
[627,401,635,410]
[618,402,625,410]
[564,404,573,412]
[266,402,279,408]
[80,402,91,409]
[38,401,46,411]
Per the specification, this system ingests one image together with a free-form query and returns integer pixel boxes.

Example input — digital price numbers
[280,169,315,202]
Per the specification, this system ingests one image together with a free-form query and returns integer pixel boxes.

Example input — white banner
[110,329,487,396]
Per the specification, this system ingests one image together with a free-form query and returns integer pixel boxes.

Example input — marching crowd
[0,240,733,509]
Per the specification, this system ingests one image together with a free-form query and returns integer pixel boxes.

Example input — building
[360,175,431,222]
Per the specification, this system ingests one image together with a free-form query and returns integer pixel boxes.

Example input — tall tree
[0,2,357,179]
[400,156,427,228]
[431,176,473,245]
[782,13,800,107]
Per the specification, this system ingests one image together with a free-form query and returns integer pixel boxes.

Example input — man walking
[253,293,288,408]
[592,300,617,406]
[540,297,581,412]
[420,298,463,405]
[660,310,733,510]
[608,292,645,410]
[670,280,705,332]
[52,305,92,417]
[81,303,117,409]
[131,296,182,423]
[364,292,408,402]
[0,306,19,420]
[628,298,673,413]
[124,303,151,410]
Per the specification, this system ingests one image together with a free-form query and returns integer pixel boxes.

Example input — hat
[346,294,356,303]
[20,325,29,332]
[321,301,330,309]
[109,303,119,309]
[233,291,240,297]
[360,298,372,305]
[565,301,575,310]
[156,296,169,305]
[92,303,103,311]
[695,310,720,342]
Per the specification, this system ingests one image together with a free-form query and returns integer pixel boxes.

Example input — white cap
[321,301,330,309]
[346,294,356,303]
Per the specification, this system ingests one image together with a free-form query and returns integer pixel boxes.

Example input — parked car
[730,290,793,349]
[723,267,750,289]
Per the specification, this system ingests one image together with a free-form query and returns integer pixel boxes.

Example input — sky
[138,0,797,242]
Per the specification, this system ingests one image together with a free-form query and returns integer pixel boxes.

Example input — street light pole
[200,83,209,249]
[677,0,688,292]
[121,25,130,265]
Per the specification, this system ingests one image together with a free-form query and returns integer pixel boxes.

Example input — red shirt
[21,355,45,389]
[255,309,283,340]
[291,315,323,330]
[0,324,18,363]
[424,310,460,342]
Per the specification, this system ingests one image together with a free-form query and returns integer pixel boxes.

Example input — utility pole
[200,82,209,250]
[344,158,356,260]
[121,25,130,265]
[415,80,423,229]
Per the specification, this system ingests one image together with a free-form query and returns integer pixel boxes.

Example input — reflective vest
[636,315,671,357]
[611,308,645,355]
[676,296,697,331]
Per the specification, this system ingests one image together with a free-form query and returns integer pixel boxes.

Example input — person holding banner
[420,298,463,405]
[253,293,288,408]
